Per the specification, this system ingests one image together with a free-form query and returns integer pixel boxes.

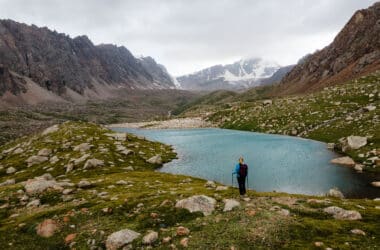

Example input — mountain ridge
[0,19,175,105]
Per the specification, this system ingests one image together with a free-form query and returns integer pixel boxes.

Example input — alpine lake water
[112,128,379,198]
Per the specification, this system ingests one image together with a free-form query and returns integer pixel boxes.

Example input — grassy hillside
[181,72,380,172]
[0,122,379,249]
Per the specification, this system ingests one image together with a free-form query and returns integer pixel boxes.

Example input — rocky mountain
[279,2,380,94]
[176,58,281,91]
[0,19,175,104]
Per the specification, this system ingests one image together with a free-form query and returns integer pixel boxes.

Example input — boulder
[105,133,127,141]
[26,155,49,167]
[24,176,62,195]
[142,231,158,245]
[330,156,355,167]
[327,188,345,199]
[13,148,24,154]
[36,219,59,237]
[263,99,272,105]
[0,179,15,186]
[27,199,41,208]
[147,155,162,165]
[105,229,140,250]
[42,125,59,136]
[121,149,133,156]
[77,180,92,188]
[364,105,376,112]
[216,186,228,191]
[65,233,77,244]
[83,159,104,169]
[38,148,52,157]
[180,237,189,247]
[175,195,216,216]
[6,167,17,174]
[350,229,366,236]
[72,154,90,166]
[323,206,362,220]
[205,180,216,188]
[342,136,367,151]
[354,164,363,172]
[49,156,59,164]
[371,181,380,188]
[73,143,92,152]
[223,199,241,212]
[176,226,190,236]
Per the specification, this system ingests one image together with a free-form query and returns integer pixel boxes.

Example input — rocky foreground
[0,122,379,249]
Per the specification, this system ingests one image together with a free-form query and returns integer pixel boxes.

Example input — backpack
[239,164,248,178]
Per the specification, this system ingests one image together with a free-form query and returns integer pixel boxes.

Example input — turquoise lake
[112,128,379,198]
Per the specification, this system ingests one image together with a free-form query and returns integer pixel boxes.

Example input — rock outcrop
[175,195,216,216]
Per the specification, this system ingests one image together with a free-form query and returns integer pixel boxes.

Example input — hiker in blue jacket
[233,157,248,196]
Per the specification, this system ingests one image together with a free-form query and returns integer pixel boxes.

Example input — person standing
[233,157,248,196]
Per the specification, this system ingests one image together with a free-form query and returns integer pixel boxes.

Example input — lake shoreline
[107,117,216,129]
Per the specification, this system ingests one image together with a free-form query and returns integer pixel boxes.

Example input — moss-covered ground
[0,122,378,249]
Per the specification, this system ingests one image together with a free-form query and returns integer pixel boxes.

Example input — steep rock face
[177,58,280,91]
[0,19,174,101]
[280,2,380,94]
[137,56,174,89]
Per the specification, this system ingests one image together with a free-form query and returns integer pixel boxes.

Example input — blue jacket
[233,163,248,178]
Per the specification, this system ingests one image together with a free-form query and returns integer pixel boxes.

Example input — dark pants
[237,176,246,195]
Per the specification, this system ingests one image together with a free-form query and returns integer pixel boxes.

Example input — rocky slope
[0,20,175,104]
[279,2,380,94]
[180,71,380,174]
[0,122,379,249]
[176,58,282,91]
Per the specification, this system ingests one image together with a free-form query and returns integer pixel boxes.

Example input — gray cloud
[0,0,377,75]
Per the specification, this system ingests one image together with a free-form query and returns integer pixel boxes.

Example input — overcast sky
[0,0,377,76]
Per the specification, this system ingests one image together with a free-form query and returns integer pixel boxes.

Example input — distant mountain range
[279,2,380,94]
[176,58,293,91]
[0,19,175,105]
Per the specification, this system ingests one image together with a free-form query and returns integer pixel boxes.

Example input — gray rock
[323,206,362,220]
[343,136,367,151]
[65,163,74,173]
[142,231,158,245]
[26,155,48,167]
[41,125,59,136]
[38,148,52,157]
[223,199,241,212]
[263,99,273,105]
[364,105,376,112]
[175,195,216,216]
[6,167,17,174]
[105,133,127,141]
[327,188,345,199]
[354,164,363,172]
[49,156,59,164]
[73,143,92,152]
[327,143,335,149]
[330,156,355,167]
[215,186,228,191]
[105,229,140,250]
[13,148,24,154]
[83,159,104,169]
[27,199,41,208]
[205,180,216,188]
[24,176,62,195]
[71,154,90,166]
[77,180,92,188]
[121,149,133,156]
[147,155,162,165]
[125,166,134,171]
[350,229,366,236]
[0,179,15,186]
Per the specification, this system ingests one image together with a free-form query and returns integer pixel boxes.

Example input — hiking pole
[232,173,235,188]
